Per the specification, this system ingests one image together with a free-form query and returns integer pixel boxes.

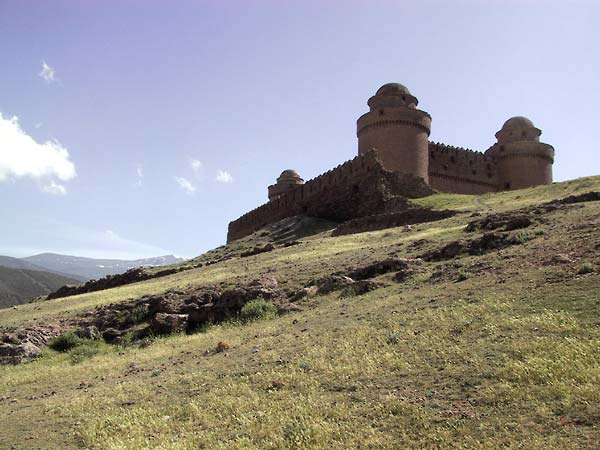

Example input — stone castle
[228,83,555,242]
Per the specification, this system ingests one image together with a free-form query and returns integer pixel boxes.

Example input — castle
[228,83,555,242]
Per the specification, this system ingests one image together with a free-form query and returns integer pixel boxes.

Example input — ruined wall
[428,142,498,194]
[227,151,433,242]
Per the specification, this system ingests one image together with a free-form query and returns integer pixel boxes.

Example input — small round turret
[486,116,554,190]
[357,83,431,181]
[268,169,304,201]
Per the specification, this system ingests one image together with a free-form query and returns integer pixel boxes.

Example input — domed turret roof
[276,169,304,185]
[375,83,412,96]
[501,116,535,130]
[279,169,301,179]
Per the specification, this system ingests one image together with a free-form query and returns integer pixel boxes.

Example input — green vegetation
[240,298,277,322]
[1,176,600,449]
[578,262,595,274]
[47,332,86,352]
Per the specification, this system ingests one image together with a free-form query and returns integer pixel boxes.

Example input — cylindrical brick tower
[485,116,554,190]
[268,169,304,202]
[357,83,432,182]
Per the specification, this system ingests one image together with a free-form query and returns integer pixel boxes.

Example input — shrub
[48,332,84,352]
[69,342,101,364]
[240,298,277,322]
[456,271,469,282]
[578,262,595,274]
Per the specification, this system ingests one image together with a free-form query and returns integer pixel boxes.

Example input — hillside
[1,176,600,449]
[21,253,186,280]
[0,266,81,308]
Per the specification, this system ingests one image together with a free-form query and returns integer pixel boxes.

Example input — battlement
[227,150,433,242]
[428,142,498,194]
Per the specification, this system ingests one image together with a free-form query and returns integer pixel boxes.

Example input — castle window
[504,182,511,189]
[443,164,448,171]
[472,170,477,175]
[522,131,526,137]
[450,156,456,163]
[500,146,505,152]
[430,152,435,159]
[379,109,384,116]
[352,185,359,194]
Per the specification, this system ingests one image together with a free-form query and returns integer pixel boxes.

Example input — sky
[0,0,598,260]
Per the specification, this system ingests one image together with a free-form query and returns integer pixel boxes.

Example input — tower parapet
[357,83,431,182]
[485,116,554,190]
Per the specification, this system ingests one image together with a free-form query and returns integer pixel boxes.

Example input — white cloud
[191,159,202,176]
[133,165,143,188]
[0,113,76,193]
[216,169,233,183]
[39,61,56,83]
[174,176,196,194]
[42,180,67,195]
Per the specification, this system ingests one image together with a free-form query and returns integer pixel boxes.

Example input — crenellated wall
[227,150,433,242]
[428,142,498,195]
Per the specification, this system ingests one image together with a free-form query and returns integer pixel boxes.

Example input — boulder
[150,313,189,335]
[341,279,387,297]
[317,275,355,295]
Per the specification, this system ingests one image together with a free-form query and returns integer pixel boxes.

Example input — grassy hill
[1,176,600,449]
[0,266,81,308]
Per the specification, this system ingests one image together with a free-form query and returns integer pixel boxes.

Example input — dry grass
[1,177,600,449]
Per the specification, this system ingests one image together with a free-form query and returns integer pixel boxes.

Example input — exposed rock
[240,243,275,258]
[550,254,576,264]
[0,341,41,364]
[342,258,411,280]
[215,341,229,353]
[75,326,100,340]
[290,286,318,301]
[341,279,387,297]
[150,313,188,335]
[466,213,532,232]
[317,275,355,295]
[101,328,125,343]
[332,208,456,237]
[47,266,188,300]
[551,191,600,205]
[421,232,520,262]
[277,302,304,314]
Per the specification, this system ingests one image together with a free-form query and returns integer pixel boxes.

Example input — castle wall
[428,142,498,195]
[227,151,433,242]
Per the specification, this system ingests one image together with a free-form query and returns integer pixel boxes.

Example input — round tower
[485,116,554,190]
[357,83,432,182]
[268,169,304,202]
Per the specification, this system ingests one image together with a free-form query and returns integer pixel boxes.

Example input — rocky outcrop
[46,265,197,300]
[466,213,532,232]
[331,209,456,237]
[0,325,62,365]
[420,232,524,262]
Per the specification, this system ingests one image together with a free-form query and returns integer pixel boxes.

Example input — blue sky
[1,0,598,259]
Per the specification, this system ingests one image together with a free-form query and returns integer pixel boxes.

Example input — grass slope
[1,176,600,449]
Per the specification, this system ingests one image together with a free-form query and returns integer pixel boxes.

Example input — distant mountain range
[0,253,186,308]
[19,253,186,281]
[0,266,81,308]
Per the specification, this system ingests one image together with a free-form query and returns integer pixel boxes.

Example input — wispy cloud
[134,165,143,188]
[191,159,202,177]
[0,113,76,194]
[42,180,67,195]
[216,169,233,183]
[174,176,196,194]
[39,61,56,83]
